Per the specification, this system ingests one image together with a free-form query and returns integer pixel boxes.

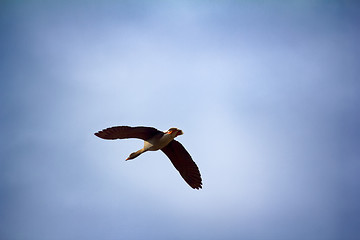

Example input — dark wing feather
[161,140,202,189]
[94,126,161,140]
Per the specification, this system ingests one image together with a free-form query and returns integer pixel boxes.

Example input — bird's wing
[94,126,161,140]
[161,140,202,189]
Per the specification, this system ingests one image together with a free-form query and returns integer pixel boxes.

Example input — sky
[1,0,360,239]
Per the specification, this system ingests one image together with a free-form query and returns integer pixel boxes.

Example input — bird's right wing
[94,126,161,140]
[161,140,202,189]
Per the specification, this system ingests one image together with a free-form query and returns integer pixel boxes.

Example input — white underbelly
[144,134,174,151]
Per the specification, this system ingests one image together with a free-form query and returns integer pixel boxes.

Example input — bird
[94,126,202,189]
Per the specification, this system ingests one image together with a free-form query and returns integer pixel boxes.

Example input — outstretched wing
[161,140,202,189]
[94,126,161,140]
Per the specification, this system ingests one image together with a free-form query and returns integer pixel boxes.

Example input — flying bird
[94,126,202,189]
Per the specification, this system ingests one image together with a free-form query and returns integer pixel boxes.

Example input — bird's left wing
[94,126,161,140]
[161,140,202,189]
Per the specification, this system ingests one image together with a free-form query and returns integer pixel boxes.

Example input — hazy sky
[1,1,360,240]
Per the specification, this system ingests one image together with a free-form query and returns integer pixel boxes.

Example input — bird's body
[94,126,202,189]
[144,131,175,151]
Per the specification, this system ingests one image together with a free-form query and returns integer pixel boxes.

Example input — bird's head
[165,128,183,137]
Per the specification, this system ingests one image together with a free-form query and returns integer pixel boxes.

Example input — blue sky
[1,1,360,239]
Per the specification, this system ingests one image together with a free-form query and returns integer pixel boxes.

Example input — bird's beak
[176,130,183,136]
